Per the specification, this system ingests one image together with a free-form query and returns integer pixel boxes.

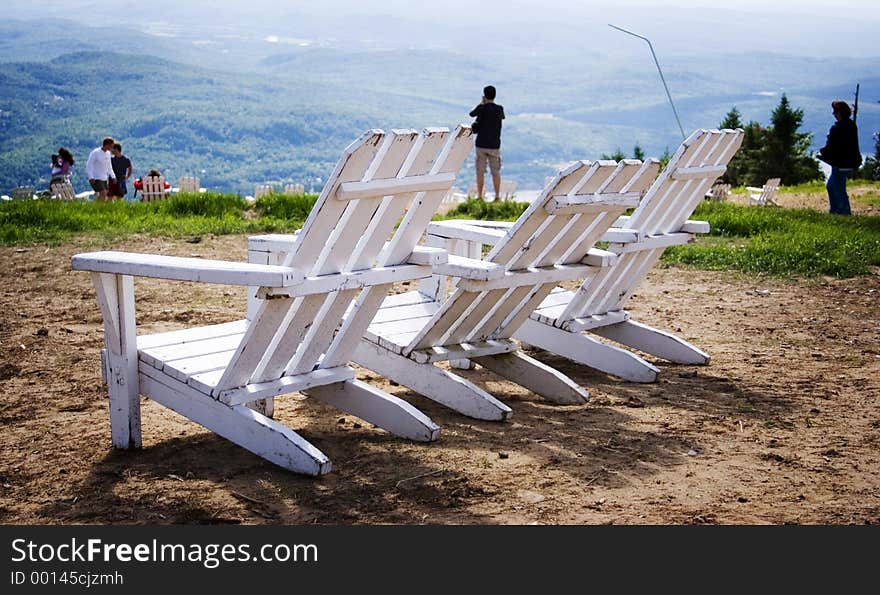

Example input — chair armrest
[72,251,304,287]
[745,186,762,193]
[406,246,448,266]
[426,220,510,245]
[582,248,618,267]
[433,254,505,281]
[602,219,710,242]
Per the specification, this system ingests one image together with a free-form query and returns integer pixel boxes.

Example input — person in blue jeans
[817,100,862,215]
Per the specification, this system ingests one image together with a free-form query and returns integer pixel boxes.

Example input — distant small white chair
[50,180,76,201]
[12,186,35,200]
[141,175,168,202]
[254,184,274,199]
[178,176,201,193]
[705,182,731,201]
[747,178,781,206]
[283,183,305,195]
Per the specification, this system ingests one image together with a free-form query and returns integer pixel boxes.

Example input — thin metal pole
[853,83,859,125]
[608,24,686,140]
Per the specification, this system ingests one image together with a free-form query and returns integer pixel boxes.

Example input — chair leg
[590,319,710,365]
[514,318,660,383]
[472,351,588,405]
[353,339,512,421]
[305,379,440,443]
[140,372,331,475]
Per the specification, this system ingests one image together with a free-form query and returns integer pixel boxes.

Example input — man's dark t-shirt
[111,155,132,180]
[470,102,505,149]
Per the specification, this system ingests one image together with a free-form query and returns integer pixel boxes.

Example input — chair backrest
[210,127,473,395]
[178,176,200,193]
[12,186,34,200]
[50,180,76,200]
[555,129,744,323]
[707,182,730,201]
[761,178,781,200]
[401,158,660,355]
[284,183,305,194]
[254,184,273,199]
[141,176,167,202]
[625,129,743,235]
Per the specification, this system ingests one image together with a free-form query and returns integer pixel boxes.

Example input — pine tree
[718,105,758,186]
[720,106,743,130]
[758,94,822,185]
[858,132,880,181]
[633,144,645,160]
[601,148,627,161]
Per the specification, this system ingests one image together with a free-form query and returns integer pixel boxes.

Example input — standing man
[109,142,133,201]
[86,137,116,201]
[469,85,505,201]
[817,100,862,215]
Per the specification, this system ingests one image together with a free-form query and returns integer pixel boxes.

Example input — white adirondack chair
[432,129,744,383]
[705,182,731,201]
[178,176,201,193]
[747,178,780,206]
[71,126,474,475]
[50,180,76,200]
[12,186,35,200]
[284,183,305,194]
[248,158,659,420]
[141,175,168,202]
[254,184,274,199]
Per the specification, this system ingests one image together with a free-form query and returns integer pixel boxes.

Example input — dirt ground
[1,201,879,525]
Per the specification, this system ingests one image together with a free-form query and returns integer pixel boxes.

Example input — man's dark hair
[832,100,852,119]
[113,143,122,152]
[483,85,496,100]
[102,136,115,148]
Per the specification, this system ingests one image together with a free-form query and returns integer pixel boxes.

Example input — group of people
[469,85,863,216]
[84,137,133,201]
[46,93,861,213]
[49,137,170,201]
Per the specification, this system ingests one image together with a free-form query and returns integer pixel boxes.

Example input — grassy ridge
[443,197,880,278]
[3,193,879,277]
[0,192,312,244]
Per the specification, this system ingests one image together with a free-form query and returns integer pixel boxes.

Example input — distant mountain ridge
[0,17,877,194]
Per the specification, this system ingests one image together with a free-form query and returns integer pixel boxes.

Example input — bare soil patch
[1,233,878,525]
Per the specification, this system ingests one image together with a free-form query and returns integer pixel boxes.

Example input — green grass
[3,193,879,278]
[665,202,880,277]
[0,192,314,245]
[439,198,880,278]
[437,198,530,222]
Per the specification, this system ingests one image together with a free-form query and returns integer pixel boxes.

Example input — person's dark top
[470,102,505,149]
[818,119,862,169]
[111,154,132,180]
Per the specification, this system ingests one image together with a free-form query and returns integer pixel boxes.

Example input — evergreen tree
[718,105,761,186]
[633,144,645,160]
[601,148,627,161]
[858,132,880,181]
[720,106,743,130]
[758,93,822,185]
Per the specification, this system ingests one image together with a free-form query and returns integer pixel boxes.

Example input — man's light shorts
[475,147,502,176]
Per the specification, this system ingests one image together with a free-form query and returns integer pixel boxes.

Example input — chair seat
[137,320,248,394]
[365,291,517,363]
[365,291,440,353]
[530,287,628,331]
